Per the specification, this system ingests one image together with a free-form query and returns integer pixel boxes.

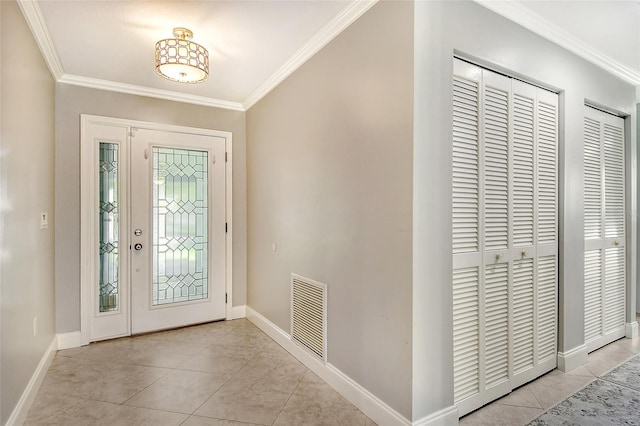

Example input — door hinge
[225,222,228,233]
[225,293,228,304]
[225,152,228,162]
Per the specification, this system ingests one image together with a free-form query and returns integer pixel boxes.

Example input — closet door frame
[583,105,637,353]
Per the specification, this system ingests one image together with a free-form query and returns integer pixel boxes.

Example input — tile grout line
[186,339,270,420]
[175,322,273,424]
[269,372,306,426]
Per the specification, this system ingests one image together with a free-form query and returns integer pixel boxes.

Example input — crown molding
[242,0,379,110]
[59,74,245,111]
[17,0,64,80]
[474,0,640,86]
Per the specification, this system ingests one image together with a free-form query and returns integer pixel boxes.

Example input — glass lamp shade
[155,36,209,83]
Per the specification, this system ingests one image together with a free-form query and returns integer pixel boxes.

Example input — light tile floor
[461,315,640,426]
[25,319,377,426]
[25,316,640,426]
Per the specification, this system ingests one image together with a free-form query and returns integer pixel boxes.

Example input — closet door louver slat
[604,247,625,333]
[537,101,558,245]
[584,249,603,342]
[483,87,509,251]
[453,267,480,402]
[513,259,534,373]
[537,255,557,362]
[512,94,535,247]
[584,118,602,240]
[484,263,509,388]
[453,76,480,254]
[604,124,624,240]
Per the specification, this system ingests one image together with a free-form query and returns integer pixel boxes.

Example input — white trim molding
[5,337,57,426]
[16,0,64,80]
[229,305,246,320]
[59,75,245,111]
[626,321,639,339]
[57,331,83,350]
[473,0,640,86]
[412,406,459,426]
[242,0,379,109]
[246,306,412,426]
[557,344,589,372]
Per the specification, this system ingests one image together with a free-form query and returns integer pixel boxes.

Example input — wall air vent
[291,274,327,362]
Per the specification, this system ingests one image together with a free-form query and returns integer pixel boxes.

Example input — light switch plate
[40,212,48,229]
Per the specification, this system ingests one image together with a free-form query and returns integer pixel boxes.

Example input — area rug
[528,355,640,426]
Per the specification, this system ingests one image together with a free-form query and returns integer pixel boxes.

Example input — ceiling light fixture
[155,27,209,83]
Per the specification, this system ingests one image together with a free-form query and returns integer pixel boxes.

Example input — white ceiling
[20,0,640,111]
[23,0,375,110]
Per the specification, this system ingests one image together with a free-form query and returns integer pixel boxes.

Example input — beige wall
[0,0,57,422]
[246,1,413,418]
[55,86,247,333]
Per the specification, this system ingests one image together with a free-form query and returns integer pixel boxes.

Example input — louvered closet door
[452,59,558,417]
[583,106,626,353]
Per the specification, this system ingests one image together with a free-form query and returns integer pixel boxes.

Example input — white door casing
[80,115,233,344]
[452,59,559,416]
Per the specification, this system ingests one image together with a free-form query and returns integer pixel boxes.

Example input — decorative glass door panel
[153,147,209,305]
[130,129,226,334]
[99,142,121,312]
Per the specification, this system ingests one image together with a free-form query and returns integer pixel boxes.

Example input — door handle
[134,243,143,251]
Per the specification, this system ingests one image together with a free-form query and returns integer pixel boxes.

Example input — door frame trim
[80,114,233,345]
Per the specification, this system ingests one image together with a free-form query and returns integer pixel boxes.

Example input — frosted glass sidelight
[99,143,120,312]
[152,147,209,305]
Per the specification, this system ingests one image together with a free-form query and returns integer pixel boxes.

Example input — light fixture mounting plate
[173,27,193,40]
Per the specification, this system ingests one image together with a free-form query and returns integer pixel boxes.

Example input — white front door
[130,128,227,334]
[81,116,231,343]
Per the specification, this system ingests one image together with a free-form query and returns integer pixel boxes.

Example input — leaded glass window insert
[99,142,120,312]
[153,147,209,305]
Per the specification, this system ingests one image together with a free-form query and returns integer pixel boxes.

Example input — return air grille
[291,274,327,362]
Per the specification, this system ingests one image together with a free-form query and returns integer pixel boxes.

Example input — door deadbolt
[134,243,143,251]
[134,229,142,236]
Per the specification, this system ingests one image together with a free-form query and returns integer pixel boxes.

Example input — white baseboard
[557,344,588,372]
[228,305,246,320]
[413,405,459,426]
[626,321,638,338]
[57,331,83,350]
[5,336,57,426]
[246,306,413,426]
